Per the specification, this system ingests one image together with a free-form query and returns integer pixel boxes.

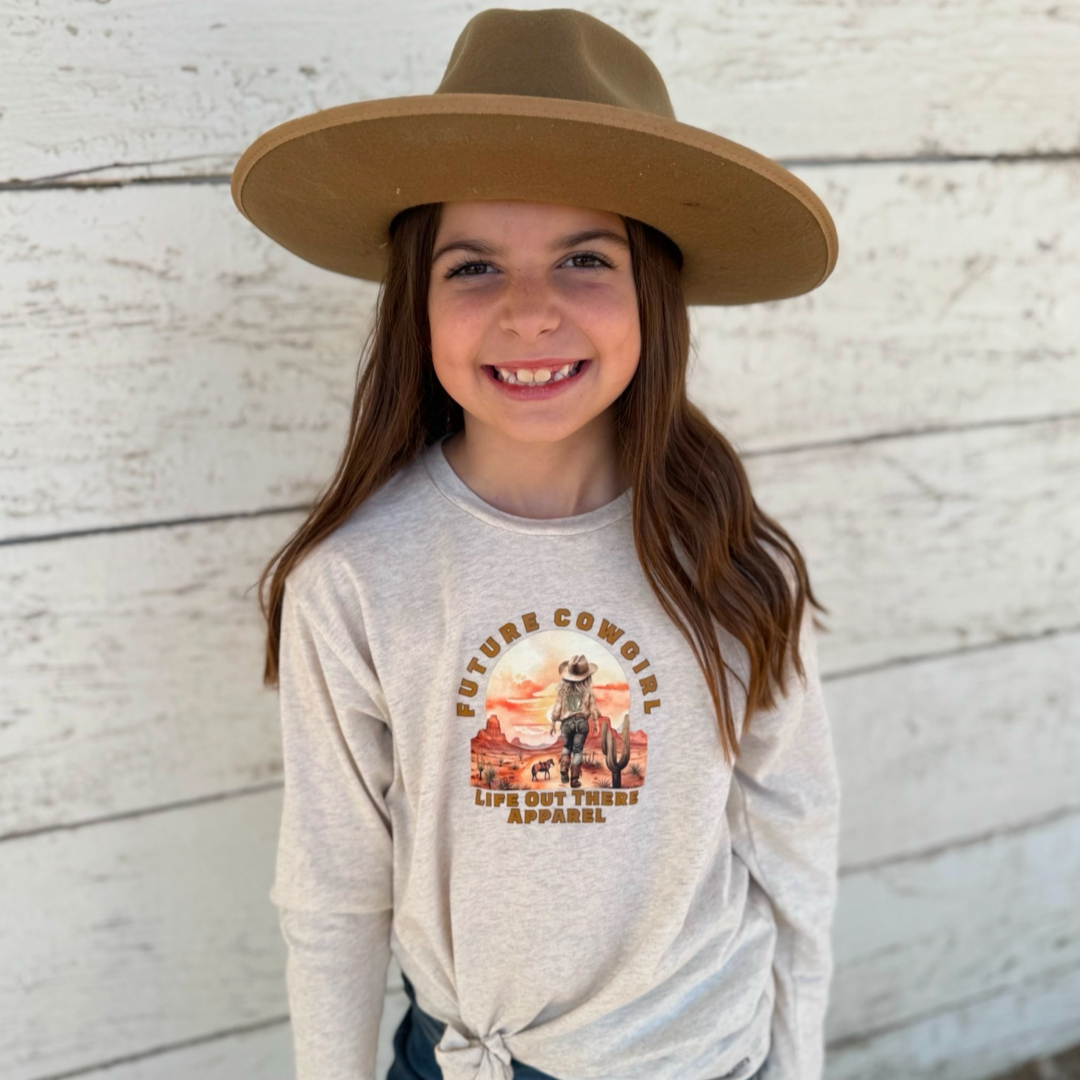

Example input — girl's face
[428,200,641,445]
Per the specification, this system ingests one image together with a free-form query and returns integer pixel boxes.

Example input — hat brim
[558,661,599,681]
[231,93,838,306]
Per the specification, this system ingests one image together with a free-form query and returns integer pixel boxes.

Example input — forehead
[435,199,626,241]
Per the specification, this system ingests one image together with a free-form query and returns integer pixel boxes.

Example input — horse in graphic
[531,757,555,781]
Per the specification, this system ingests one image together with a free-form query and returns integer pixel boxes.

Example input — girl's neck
[440,424,629,521]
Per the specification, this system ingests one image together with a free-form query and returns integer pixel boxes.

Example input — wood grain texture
[0,513,293,838]
[744,414,1080,669]
[1,793,282,1080]
[827,962,1080,1080]
[831,809,1080,1041]
[0,183,371,538]
[830,629,1080,866]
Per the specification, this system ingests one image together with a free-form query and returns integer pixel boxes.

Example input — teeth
[494,361,582,385]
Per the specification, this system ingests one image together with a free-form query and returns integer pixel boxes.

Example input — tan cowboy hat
[559,654,597,682]
[231,7,838,306]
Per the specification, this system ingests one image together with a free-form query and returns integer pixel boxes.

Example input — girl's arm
[550,684,564,724]
[277,907,392,1080]
[726,602,842,1080]
[271,569,396,1080]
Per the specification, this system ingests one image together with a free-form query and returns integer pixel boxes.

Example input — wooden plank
[58,1025,296,1080]
[2,0,1077,184]
[0,512,298,838]
[831,808,1080,1041]
[0,792,283,1080]
[3,159,1077,537]
[743,414,1080,670]
[826,961,1080,1080]
[2,3,1075,1076]
[56,971,410,1080]
[49,979,410,1080]
[688,157,1080,453]
[830,627,1080,866]
[0,183,372,539]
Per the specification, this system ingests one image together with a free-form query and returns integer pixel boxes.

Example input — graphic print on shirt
[460,607,653,825]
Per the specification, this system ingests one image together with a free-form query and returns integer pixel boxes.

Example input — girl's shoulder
[328,449,438,546]
[287,450,435,601]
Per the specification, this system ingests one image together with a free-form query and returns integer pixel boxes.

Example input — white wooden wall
[2,1,1078,1078]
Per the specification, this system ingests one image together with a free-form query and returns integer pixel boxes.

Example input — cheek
[428,294,485,363]
[579,286,641,360]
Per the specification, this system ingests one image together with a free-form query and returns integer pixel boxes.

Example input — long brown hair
[255,201,828,764]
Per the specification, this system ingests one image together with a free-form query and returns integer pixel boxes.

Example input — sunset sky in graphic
[485,629,630,747]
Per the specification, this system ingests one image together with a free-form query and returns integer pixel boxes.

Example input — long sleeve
[278,908,393,1080]
[726,601,842,1080]
[271,572,397,1080]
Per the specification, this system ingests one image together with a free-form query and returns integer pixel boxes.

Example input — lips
[489,359,584,385]
[483,359,590,398]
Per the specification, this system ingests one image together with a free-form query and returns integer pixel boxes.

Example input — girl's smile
[482,358,590,398]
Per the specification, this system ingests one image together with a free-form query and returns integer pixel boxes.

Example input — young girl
[548,654,602,788]
[232,9,841,1080]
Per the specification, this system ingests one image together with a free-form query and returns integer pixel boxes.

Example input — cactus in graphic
[601,712,632,788]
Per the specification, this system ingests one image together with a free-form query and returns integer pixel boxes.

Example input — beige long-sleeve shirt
[270,432,842,1080]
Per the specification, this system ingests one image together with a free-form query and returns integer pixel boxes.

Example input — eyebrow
[431,228,630,264]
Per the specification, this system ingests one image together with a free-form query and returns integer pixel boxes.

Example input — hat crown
[435,7,676,121]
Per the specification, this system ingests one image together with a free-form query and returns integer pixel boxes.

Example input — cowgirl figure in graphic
[548,654,601,788]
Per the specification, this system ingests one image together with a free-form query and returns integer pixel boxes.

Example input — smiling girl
[233,9,841,1080]
[429,199,640,520]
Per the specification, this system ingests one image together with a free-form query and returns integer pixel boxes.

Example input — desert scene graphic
[470,629,648,792]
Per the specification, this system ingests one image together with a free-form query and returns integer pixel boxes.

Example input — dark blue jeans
[388,970,766,1080]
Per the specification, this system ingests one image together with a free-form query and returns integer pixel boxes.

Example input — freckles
[571,297,633,335]
[431,293,485,334]
[584,293,639,339]
[438,291,493,328]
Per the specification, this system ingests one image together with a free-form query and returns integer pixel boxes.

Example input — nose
[497,273,560,341]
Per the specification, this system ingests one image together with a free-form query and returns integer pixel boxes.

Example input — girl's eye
[444,250,614,280]
[564,252,613,272]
